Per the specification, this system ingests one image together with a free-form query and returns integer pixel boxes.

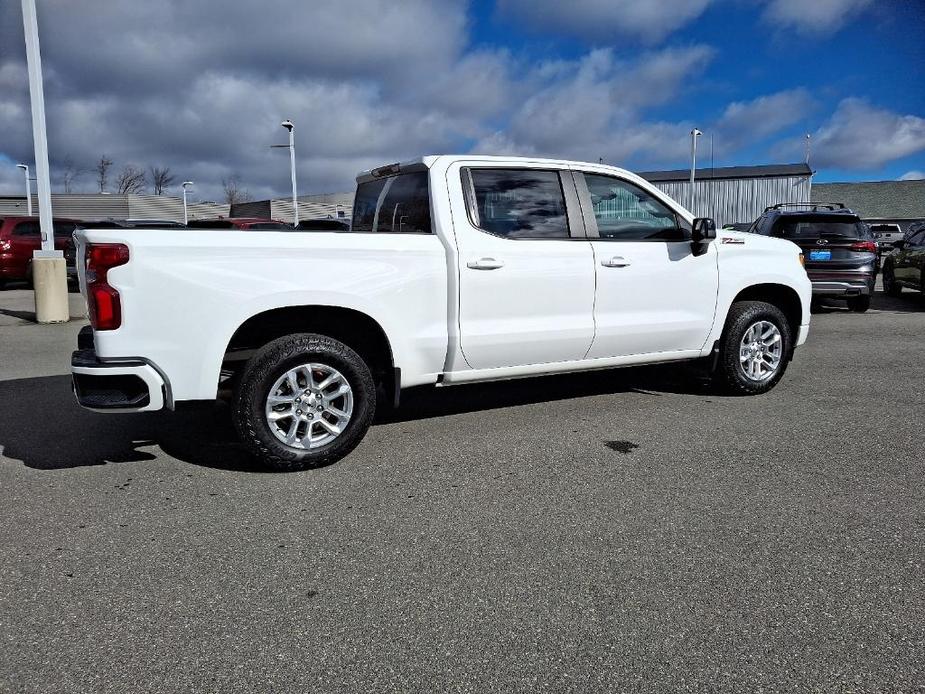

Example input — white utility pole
[804,133,812,165]
[21,0,68,322]
[182,181,194,225]
[16,163,32,216]
[280,120,299,226]
[689,128,702,213]
[272,120,299,225]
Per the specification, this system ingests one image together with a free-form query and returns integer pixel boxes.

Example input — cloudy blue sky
[1,0,923,202]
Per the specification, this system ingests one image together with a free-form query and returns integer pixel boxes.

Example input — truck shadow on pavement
[0,366,707,472]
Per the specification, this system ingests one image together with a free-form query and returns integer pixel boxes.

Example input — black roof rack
[764,202,850,213]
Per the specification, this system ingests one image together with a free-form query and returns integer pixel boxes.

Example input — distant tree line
[54,155,251,205]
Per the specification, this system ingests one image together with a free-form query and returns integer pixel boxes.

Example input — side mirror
[692,217,717,242]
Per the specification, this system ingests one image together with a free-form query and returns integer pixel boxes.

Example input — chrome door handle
[601,256,631,268]
[467,257,505,270]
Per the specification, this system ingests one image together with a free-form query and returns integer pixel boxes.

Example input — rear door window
[465,168,569,239]
[350,172,431,233]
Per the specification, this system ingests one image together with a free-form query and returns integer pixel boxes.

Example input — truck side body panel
[79,229,449,400]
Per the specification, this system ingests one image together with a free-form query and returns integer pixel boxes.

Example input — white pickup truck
[72,155,811,470]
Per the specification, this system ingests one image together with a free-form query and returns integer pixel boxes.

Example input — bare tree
[60,156,85,193]
[150,166,175,195]
[95,156,113,193]
[115,165,147,194]
[221,176,251,205]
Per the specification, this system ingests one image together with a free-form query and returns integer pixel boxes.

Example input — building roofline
[638,163,813,182]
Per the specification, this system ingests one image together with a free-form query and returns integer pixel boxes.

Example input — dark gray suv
[747,203,879,312]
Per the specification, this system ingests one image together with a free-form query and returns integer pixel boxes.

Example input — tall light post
[689,128,702,213]
[181,181,194,225]
[16,163,32,216]
[21,0,68,323]
[272,119,299,226]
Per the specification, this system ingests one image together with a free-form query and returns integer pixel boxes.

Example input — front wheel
[714,301,792,395]
[232,333,376,471]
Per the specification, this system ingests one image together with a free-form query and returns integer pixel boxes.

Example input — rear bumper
[811,281,872,296]
[71,327,170,412]
[807,265,875,297]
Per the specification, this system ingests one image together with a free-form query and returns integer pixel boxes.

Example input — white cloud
[0,0,495,201]
[763,0,874,33]
[715,89,815,146]
[498,0,714,43]
[808,99,925,169]
[899,170,925,180]
[495,46,714,164]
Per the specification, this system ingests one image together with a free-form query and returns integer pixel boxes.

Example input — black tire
[847,295,871,313]
[232,333,376,472]
[882,263,901,297]
[714,300,792,396]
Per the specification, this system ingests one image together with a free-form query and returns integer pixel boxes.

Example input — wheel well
[221,306,394,393]
[732,284,802,339]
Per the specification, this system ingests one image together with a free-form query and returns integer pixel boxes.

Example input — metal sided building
[231,192,354,224]
[638,163,813,227]
[0,193,228,222]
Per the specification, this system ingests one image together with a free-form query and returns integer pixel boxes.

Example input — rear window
[772,217,863,239]
[246,222,291,230]
[12,221,76,237]
[350,171,431,234]
[465,168,569,239]
[193,220,236,229]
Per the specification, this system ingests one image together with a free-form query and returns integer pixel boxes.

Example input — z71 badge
[721,237,746,244]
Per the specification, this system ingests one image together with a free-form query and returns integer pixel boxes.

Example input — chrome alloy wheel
[264,363,354,449]
[738,320,783,382]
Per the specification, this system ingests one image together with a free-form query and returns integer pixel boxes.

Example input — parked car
[191,218,292,230]
[70,155,811,471]
[295,219,350,231]
[882,224,925,297]
[869,222,904,249]
[747,202,878,312]
[722,222,752,232]
[0,216,80,288]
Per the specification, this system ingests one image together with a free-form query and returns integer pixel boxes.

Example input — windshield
[773,217,862,239]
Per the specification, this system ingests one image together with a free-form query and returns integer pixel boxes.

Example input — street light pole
[689,128,702,213]
[281,120,298,226]
[21,0,68,323]
[181,181,194,225]
[16,163,32,216]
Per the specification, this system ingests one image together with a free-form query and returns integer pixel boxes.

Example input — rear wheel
[847,295,871,313]
[714,301,792,395]
[232,333,376,471]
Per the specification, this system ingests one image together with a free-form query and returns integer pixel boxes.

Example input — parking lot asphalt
[1,286,923,693]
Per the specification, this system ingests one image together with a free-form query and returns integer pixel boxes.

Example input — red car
[0,216,79,288]
[190,217,292,230]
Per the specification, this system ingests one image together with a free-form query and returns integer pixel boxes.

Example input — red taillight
[850,240,878,254]
[85,243,129,330]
